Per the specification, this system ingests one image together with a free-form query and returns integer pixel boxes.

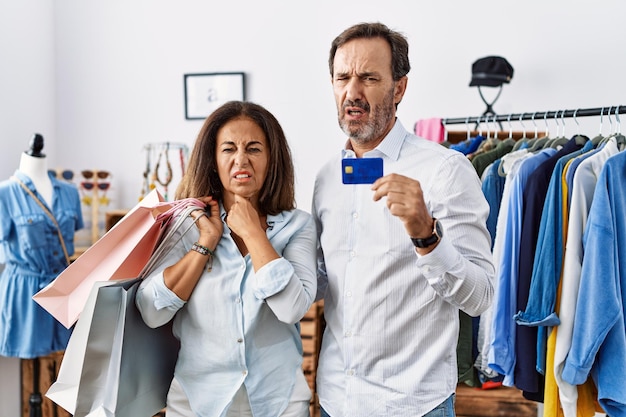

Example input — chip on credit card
[342,157,384,184]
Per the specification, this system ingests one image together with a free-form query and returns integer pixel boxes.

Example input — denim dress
[0,171,83,358]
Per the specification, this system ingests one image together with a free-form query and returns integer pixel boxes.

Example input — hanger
[591,107,606,146]
[511,113,529,151]
[507,113,514,140]
[490,114,499,141]
[598,106,618,146]
[550,110,570,149]
[570,109,589,146]
[527,112,550,152]
[613,106,625,150]
[497,114,515,147]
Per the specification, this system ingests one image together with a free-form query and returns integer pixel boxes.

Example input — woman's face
[215,116,269,206]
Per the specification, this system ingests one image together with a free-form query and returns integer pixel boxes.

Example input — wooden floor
[455,383,538,417]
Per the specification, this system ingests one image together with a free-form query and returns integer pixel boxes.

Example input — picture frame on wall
[184,72,246,120]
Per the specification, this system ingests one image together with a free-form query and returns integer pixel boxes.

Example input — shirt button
[346,291,352,297]
[352,212,358,219]
[424,266,431,273]
[235,297,241,304]
[347,369,355,376]
[350,251,356,258]
[237,338,243,343]
[242,370,248,375]
[345,331,352,337]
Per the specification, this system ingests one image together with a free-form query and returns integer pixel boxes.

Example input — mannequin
[0,134,84,417]
[18,133,53,207]
[0,132,83,359]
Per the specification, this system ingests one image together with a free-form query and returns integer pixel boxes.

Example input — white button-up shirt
[313,120,494,416]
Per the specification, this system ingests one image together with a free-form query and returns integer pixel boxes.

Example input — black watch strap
[411,218,442,248]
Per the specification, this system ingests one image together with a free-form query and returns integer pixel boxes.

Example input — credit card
[342,157,384,184]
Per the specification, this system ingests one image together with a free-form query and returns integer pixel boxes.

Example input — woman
[136,101,316,417]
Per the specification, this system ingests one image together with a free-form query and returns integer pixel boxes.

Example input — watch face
[434,219,443,238]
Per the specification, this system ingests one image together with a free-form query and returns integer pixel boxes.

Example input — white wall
[1,0,625,414]
[3,0,624,213]
[0,0,56,176]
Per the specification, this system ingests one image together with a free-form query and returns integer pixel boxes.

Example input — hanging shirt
[562,150,626,417]
[554,139,619,417]
[136,207,316,417]
[515,137,587,399]
[414,117,445,143]
[313,120,494,417]
[489,148,556,387]
[0,170,83,358]
[476,152,534,381]
[515,138,593,374]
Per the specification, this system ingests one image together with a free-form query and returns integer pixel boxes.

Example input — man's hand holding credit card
[342,157,383,184]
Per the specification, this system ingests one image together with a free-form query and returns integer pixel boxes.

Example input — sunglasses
[48,169,75,181]
[81,181,111,191]
[81,170,110,180]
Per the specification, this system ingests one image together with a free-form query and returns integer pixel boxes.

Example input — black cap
[469,56,514,87]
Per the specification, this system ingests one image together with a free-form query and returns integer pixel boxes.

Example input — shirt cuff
[152,272,186,311]
[253,258,293,300]
[414,236,456,277]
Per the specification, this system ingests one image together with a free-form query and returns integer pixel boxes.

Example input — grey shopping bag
[46,202,204,417]
[47,277,179,417]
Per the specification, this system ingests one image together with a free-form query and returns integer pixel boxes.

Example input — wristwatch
[411,218,443,248]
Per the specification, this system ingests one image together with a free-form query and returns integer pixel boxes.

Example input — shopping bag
[46,204,203,417]
[46,277,179,417]
[33,190,204,328]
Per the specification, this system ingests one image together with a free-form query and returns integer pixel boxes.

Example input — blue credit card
[342,157,384,184]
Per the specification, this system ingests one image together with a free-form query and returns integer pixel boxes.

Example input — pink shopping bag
[33,189,205,328]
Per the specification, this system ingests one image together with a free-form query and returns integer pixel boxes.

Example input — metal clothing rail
[442,105,625,125]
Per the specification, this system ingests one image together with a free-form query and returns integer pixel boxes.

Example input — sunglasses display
[80,182,111,191]
[81,170,110,180]
[48,169,75,181]
[79,170,112,206]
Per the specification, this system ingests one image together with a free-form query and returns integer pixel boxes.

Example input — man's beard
[339,90,396,145]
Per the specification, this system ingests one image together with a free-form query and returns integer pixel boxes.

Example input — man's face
[331,37,406,149]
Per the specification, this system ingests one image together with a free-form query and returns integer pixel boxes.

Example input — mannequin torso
[18,152,53,207]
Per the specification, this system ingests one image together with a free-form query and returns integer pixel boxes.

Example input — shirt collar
[340,119,407,161]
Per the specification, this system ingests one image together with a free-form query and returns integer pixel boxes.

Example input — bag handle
[11,176,71,266]
[139,204,206,278]
[153,197,207,223]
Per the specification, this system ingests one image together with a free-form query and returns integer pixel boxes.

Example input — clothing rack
[442,105,625,126]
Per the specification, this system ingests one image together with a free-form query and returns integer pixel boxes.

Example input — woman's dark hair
[176,101,295,215]
[328,22,410,82]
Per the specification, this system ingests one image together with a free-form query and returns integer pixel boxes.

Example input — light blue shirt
[313,120,494,417]
[488,148,556,386]
[481,159,506,249]
[562,150,626,417]
[136,206,316,417]
[0,171,83,358]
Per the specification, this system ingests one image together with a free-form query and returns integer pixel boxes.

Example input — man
[312,22,495,417]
